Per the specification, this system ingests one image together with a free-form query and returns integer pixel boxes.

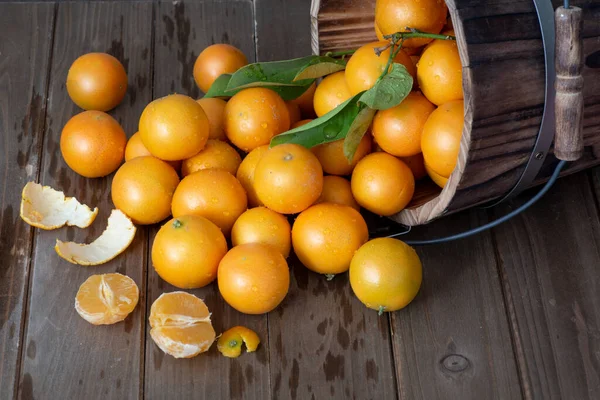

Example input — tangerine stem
[172,219,183,228]
[383,29,455,41]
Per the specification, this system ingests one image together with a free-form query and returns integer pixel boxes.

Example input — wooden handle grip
[554,6,584,161]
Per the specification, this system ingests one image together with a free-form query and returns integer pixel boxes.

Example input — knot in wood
[440,354,470,373]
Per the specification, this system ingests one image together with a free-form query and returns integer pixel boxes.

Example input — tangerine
[152,215,227,289]
[60,110,126,178]
[181,139,242,177]
[421,100,464,177]
[417,37,463,106]
[290,82,317,119]
[375,0,447,48]
[350,238,422,312]
[254,144,323,214]
[285,101,302,127]
[236,145,269,208]
[231,207,291,258]
[315,175,360,210]
[224,88,290,151]
[171,169,247,235]
[196,97,227,140]
[66,52,127,111]
[139,94,209,161]
[292,203,369,275]
[313,71,352,117]
[75,273,139,325]
[400,153,427,181]
[193,44,248,93]
[345,41,416,95]
[351,152,415,215]
[124,132,181,171]
[111,156,180,225]
[312,134,372,176]
[149,292,216,358]
[218,243,289,314]
[372,91,435,157]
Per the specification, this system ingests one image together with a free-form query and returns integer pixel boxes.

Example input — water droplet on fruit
[367,176,374,182]
[261,122,268,129]
[336,92,343,98]
[211,197,219,204]
[251,286,258,292]
[434,75,440,81]
[223,211,230,216]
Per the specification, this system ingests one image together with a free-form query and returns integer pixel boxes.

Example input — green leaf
[204,74,237,98]
[358,63,413,110]
[204,73,313,101]
[343,106,376,162]
[293,57,346,81]
[224,56,345,100]
[270,92,364,148]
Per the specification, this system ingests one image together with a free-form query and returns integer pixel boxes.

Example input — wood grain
[257,1,397,399]
[18,2,153,399]
[143,2,270,399]
[0,3,55,399]
[554,6,584,161]
[312,0,600,225]
[392,212,522,399]
[491,171,600,399]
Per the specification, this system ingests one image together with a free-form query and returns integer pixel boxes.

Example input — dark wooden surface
[1,1,599,399]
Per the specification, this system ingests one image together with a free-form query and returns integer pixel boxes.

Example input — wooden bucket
[311,0,600,225]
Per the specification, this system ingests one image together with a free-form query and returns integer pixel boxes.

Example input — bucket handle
[554,5,584,161]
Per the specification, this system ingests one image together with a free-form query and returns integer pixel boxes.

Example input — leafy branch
[204,28,455,163]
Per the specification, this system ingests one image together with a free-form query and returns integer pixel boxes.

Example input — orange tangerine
[75,273,139,325]
[181,139,242,177]
[149,292,216,358]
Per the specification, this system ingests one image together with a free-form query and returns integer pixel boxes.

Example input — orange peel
[55,209,136,265]
[149,292,216,358]
[20,181,98,230]
[217,326,261,358]
[75,273,139,325]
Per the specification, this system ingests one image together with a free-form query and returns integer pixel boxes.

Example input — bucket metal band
[484,0,557,207]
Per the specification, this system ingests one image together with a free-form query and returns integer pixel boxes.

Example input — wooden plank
[143,2,270,399]
[255,1,397,398]
[391,211,522,399]
[18,2,153,399]
[491,170,600,400]
[0,3,55,398]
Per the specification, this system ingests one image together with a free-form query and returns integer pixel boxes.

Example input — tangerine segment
[75,273,139,325]
[217,326,261,358]
[149,292,215,359]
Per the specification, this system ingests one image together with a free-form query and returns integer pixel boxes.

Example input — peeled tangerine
[20,182,98,230]
[217,326,260,358]
[75,273,139,325]
[149,292,216,359]
[55,209,136,265]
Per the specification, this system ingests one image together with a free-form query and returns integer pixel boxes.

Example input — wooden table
[1,1,599,399]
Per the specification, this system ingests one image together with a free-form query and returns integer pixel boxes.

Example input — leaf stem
[325,49,357,58]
